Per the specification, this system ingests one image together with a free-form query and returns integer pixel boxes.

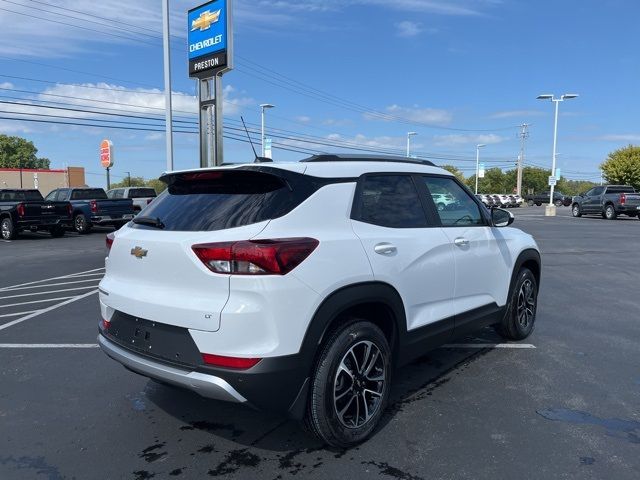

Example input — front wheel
[554,200,563,207]
[1,217,17,240]
[572,204,582,217]
[604,204,617,220]
[496,268,538,341]
[527,200,534,207]
[306,321,391,448]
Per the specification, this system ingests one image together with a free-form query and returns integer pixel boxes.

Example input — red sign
[100,139,113,168]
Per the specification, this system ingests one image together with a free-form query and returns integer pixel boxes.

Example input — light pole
[260,104,275,157]
[162,0,173,171]
[406,132,417,157]
[537,93,578,215]
[475,144,486,194]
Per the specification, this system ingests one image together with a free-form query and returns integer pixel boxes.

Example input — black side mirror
[491,207,514,227]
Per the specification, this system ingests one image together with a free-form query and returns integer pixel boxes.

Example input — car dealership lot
[1,210,639,480]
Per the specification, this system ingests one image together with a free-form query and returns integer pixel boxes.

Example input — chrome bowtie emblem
[130,246,148,259]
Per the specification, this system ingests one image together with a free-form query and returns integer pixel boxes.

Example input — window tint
[71,189,108,200]
[111,189,124,199]
[58,190,70,201]
[129,188,157,198]
[607,186,635,194]
[355,175,428,228]
[45,191,58,201]
[590,187,604,196]
[0,190,43,201]
[422,176,485,227]
[134,170,317,232]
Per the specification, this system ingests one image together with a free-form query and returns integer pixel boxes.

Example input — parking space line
[442,343,536,349]
[0,344,99,348]
[1,279,102,292]
[0,267,105,291]
[0,290,98,332]
[0,296,75,309]
[0,286,99,301]
[0,310,39,318]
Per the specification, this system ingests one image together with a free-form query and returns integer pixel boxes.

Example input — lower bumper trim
[98,334,246,403]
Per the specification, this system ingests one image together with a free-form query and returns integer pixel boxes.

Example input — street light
[406,132,417,157]
[475,144,486,195]
[260,104,275,157]
[537,93,579,215]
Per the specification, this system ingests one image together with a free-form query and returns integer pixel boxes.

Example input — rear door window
[352,175,428,228]
[134,169,317,232]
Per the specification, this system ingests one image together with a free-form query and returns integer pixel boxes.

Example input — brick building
[0,167,86,196]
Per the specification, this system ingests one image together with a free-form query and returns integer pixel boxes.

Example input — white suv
[98,155,541,447]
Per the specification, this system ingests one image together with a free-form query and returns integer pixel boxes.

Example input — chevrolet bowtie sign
[188,0,232,79]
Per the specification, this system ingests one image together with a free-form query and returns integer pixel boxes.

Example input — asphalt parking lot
[1,208,639,480]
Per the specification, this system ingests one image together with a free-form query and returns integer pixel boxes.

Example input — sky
[0,0,638,187]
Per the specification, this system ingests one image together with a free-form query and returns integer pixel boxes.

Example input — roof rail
[300,154,436,167]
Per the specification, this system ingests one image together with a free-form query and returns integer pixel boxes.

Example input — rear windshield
[0,190,43,201]
[133,169,318,232]
[129,188,157,198]
[607,186,636,194]
[71,189,108,200]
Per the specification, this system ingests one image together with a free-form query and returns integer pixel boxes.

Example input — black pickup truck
[524,191,572,207]
[571,185,640,220]
[0,189,72,240]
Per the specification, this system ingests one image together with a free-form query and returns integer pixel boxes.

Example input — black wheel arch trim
[510,249,542,293]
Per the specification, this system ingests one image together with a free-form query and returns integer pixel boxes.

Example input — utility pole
[125,171,131,187]
[516,123,529,196]
[162,0,174,171]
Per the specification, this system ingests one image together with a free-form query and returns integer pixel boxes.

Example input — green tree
[440,164,465,182]
[109,176,147,189]
[466,168,507,193]
[601,145,640,190]
[0,134,50,169]
[556,179,597,197]
[146,178,167,194]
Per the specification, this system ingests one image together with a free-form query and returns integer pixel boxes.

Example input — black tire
[305,320,391,448]
[604,204,617,220]
[554,199,563,207]
[74,214,92,234]
[50,226,65,238]
[572,204,582,217]
[1,217,17,240]
[496,268,538,341]
[527,200,534,207]
[535,202,542,206]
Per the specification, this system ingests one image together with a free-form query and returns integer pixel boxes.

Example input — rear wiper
[133,216,165,229]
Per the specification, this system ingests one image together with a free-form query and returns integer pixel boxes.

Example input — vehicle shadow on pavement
[143,329,498,454]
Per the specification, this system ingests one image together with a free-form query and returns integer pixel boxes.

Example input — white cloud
[366,104,453,126]
[489,110,544,119]
[433,133,506,146]
[0,82,13,89]
[395,21,424,37]
[593,134,640,142]
[296,116,312,123]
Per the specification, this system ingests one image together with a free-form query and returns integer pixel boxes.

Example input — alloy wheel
[516,279,536,329]
[1,219,11,239]
[333,340,386,429]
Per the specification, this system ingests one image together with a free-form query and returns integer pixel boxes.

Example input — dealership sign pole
[188,0,233,167]
[100,139,114,190]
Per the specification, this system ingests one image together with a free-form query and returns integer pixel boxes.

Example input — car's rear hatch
[99,166,314,333]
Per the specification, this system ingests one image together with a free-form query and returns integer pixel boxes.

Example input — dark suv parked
[572,185,640,220]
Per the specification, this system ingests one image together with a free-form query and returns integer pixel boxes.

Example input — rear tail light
[620,193,626,205]
[192,238,319,275]
[90,200,98,214]
[67,203,73,217]
[101,318,111,330]
[106,232,115,252]
[202,353,261,369]
[17,203,25,217]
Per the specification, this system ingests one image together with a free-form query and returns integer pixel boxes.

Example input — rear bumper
[91,214,134,225]
[17,218,71,229]
[98,333,247,403]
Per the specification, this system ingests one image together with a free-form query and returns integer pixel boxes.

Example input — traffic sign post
[548,175,557,187]
[189,0,233,167]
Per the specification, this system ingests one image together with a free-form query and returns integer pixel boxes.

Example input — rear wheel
[572,204,582,217]
[554,199,563,207]
[1,217,17,240]
[74,214,92,234]
[604,204,617,220]
[535,202,542,206]
[496,268,538,341]
[527,200,534,207]
[306,320,391,448]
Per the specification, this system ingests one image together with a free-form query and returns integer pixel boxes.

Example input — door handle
[454,238,469,247]
[374,243,397,256]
